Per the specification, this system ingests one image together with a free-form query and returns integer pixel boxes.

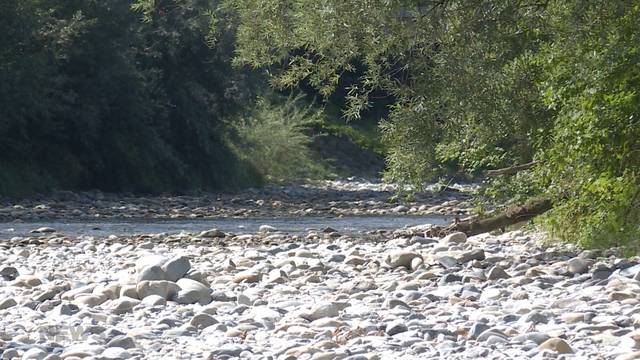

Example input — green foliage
[477,170,545,212]
[0,0,262,195]
[309,121,386,157]
[230,97,331,183]
[224,0,552,185]
[541,174,639,250]
[0,164,54,198]
[227,0,640,249]
[532,1,640,247]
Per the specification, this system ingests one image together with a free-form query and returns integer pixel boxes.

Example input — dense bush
[534,2,640,248]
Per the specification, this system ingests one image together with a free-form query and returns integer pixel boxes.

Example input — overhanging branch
[484,161,538,177]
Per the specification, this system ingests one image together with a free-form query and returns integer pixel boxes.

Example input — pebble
[385,251,422,269]
[0,299,17,310]
[161,255,191,282]
[22,348,47,360]
[617,352,640,360]
[136,280,180,300]
[32,227,56,233]
[486,334,508,345]
[136,265,166,282]
[198,229,225,238]
[438,255,459,269]
[513,332,550,345]
[568,257,593,274]
[2,349,19,359]
[140,294,166,306]
[259,225,277,233]
[458,249,485,263]
[538,338,574,354]
[487,266,511,280]
[232,270,262,284]
[442,232,467,245]
[101,347,131,359]
[106,336,136,349]
[174,278,212,305]
[302,302,348,321]
[0,267,18,280]
[561,312,586,323]
[385,321,408,336]
[107,297,141,314]
[190,313,218,329]
[12,274,42,287]
[469,322,491,339]
[120,285,138,299]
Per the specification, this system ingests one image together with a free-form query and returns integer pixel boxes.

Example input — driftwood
[437,185,460,193]
[429,198,553,237]
[484,161,538,177]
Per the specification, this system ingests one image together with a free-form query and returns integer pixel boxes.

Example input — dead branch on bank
[429,197,553,237]
[484,161,538,177]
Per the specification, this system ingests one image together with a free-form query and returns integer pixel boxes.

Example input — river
[0,214,451,238]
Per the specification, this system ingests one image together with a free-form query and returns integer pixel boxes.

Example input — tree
[226,0,640,248]
[0,0,263,195]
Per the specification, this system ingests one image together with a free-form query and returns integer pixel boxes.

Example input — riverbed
[3,180,634,359]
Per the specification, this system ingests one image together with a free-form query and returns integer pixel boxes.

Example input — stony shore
[0,180,473,222]
[2,222,640,360]
[2,180,639,360]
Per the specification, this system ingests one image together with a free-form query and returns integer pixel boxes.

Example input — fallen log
[484,161,538,177]
[429,198,553,237]
[437,185,460,193]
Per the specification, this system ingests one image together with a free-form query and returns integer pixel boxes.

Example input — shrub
[229,97,331,183]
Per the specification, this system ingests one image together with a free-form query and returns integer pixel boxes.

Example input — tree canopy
[226,0,640,248]
[0,0,262,194]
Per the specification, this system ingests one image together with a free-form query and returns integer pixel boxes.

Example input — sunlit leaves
[227,0,640,248]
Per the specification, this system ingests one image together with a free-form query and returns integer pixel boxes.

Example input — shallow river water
[0,214,451,238]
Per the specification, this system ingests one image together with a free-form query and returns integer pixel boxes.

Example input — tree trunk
[429,198,553,237]
[484,161,538,177]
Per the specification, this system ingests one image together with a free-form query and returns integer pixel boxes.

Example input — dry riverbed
[1,180,639,360]
[1,224,640,360]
